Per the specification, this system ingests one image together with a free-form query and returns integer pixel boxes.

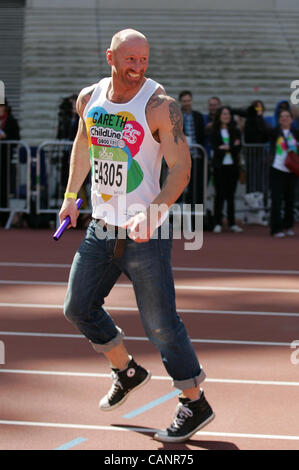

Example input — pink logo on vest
[122,121,145,157]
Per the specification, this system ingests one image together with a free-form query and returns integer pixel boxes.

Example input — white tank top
[83,77,165,227]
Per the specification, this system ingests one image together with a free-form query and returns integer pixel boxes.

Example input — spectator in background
[179,90,205,150]
[57,94,79,141]
[230,99,269,143]
[209,106,243,233]
[268,109,299,238]
[272,100,290,128]
[204,96,222,163]
[0,99,20,227]
[271,100,299,133]
[178,90,205,205]
[57,94,79,189]
[0,99,20,141]
[242,100,270,196]
[230,100,269,197]
[204,96,222,129]
[243,100,269,144]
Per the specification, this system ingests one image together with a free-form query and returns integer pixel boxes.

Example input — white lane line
[173,267,299,275]
[0,331,293,347]
[0,303,64,309]
[1,280,299,293]
[0,280,66,286]
[1,262,299,275]
[0,331,82,339]
[1,302,299,318]
[1,369,299,387]
[0,420,299,441]
[0,262,70,268]
[198,431,299,441]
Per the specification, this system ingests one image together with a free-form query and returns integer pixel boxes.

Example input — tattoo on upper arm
[169,101,185,144]
[147,94,166,110]
[78,86,96,116]
[81,90,94,106]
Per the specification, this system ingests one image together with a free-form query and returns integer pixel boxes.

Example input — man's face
[208,98,221,116]
[107,38,149,89]
[180,94,192,113]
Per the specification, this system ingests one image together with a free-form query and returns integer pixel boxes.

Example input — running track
[0,224,299,450]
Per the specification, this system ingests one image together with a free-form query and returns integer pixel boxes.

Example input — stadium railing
[0,140,31,229]
[241,142,271,201]
[34,140,91,226]
[8,139,293,230]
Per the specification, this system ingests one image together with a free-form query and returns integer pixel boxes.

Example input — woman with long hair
[209,106,243,233]
[0,99,20,226]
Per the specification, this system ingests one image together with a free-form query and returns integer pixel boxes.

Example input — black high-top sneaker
[99,356,151,411]
[154,390,215,443]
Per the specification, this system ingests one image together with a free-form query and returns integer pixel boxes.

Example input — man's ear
[106,49,113,66]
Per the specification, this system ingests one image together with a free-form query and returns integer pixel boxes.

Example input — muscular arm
[151,97,191,209]
[58,85,95,226]
[126,94,191,241]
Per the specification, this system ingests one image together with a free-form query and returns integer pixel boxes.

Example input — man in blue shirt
[179,91,205,206]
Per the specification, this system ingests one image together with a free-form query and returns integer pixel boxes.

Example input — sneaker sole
[99,371,152,412]
[154,411,215,443]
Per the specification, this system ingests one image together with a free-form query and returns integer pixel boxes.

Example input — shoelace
[169,403,193,431]
[108,371,123,399]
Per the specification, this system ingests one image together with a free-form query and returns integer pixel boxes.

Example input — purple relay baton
[53,198,83,241]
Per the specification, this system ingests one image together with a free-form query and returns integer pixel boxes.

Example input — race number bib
[93,147,127,196]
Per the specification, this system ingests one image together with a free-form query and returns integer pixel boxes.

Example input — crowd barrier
[239,143,271,225]
[1,140,299,230]
[185,143,208,213]
[241,143,271,201]
[35,140,91,227]
[0,140,31,229]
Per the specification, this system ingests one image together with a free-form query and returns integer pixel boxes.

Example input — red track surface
[0,224,299,450]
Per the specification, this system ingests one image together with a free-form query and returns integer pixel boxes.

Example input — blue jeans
[64,220,205,390]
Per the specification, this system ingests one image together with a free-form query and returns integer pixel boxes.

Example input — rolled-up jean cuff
[172,368,206,390]
[90,327,125,353]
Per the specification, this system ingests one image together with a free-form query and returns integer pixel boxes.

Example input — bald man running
[59,29,214,443]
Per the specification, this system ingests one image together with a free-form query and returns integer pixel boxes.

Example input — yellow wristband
[64,192,77,200]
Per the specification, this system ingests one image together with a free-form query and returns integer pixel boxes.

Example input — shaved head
[110,29,148,51]
[106,29,150,97]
